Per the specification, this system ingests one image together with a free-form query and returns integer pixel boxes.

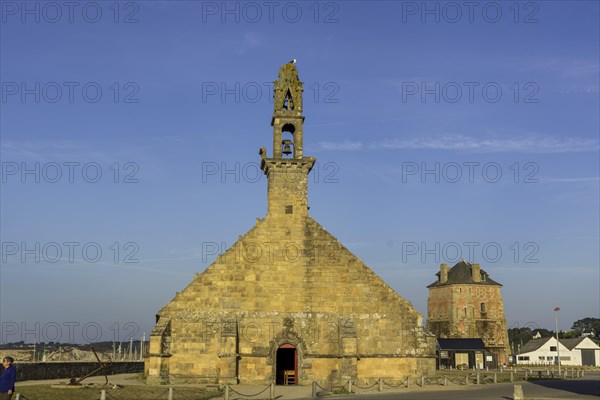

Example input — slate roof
[560,338,586,350]
[427,260,501,288]
[517,337,600,355]
[437,338,486,351]
[559,337,600,350]
[517,337,553,354]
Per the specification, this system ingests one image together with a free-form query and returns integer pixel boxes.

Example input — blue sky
[1,1,598,344]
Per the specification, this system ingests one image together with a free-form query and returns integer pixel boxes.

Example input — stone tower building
[145,63,436,385]
[427,260,510,365]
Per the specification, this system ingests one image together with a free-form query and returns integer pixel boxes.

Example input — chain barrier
[228,385,270,397]
[189,390,225,400]
[13,370,588,400]
[447,377,466,385]
[382,377,409,388]
[313,380,349,393]
[352,381,378,390]
[171,390,219,400]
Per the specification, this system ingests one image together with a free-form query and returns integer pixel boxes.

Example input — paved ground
[17,372,600,399]
[328,375,600,400]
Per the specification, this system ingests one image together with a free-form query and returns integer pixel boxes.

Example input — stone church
[145,63,436,385]
[427,260,510,366]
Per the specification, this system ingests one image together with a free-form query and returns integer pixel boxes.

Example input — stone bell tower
[145,62,436,386]
[260,62,316,218]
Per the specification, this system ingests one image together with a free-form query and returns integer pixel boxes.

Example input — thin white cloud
[238,32,265,54]
[527,58,600,80]
[319,141,362,151]
[318,134,599,154]
[543,177,600,183]
[518,58,600,93]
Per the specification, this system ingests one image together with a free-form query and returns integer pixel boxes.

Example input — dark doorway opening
[581,349,595,366]
[276,344,297,385]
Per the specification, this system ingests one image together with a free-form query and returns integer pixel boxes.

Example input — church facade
[427,260,510,366]
[145,63,436,385]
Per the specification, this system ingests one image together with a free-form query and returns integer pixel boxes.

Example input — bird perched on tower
[289,59,297,64]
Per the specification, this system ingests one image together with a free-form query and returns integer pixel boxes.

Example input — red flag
[554,307,560,311]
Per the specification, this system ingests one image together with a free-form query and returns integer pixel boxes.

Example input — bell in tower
[260,62,315,217]
[282,140,293,156]
[271,62,304,159]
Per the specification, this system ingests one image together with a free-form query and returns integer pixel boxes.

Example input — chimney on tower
[472,263,481,282]
[439,263,448,283]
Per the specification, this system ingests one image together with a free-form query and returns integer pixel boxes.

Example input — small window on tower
[283,89,294,110]
[285,205,293,214]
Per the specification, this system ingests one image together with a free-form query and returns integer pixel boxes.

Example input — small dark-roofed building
[427,260,510,366]
[436,338,487,369]
[581,329,595,338]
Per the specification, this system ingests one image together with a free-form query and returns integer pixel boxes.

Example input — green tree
[509,327,533,354]
[571,317,600,334]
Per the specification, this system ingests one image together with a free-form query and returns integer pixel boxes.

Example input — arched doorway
[276,344,297,385]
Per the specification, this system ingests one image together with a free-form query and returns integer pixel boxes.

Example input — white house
[516,337,600,366]
[560,337,600,366]
[516,337,571,366]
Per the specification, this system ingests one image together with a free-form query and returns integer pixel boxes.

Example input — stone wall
[4,361,143,382]
[147,217,436,385]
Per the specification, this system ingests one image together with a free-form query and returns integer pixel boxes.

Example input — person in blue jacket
[0,356,16,399]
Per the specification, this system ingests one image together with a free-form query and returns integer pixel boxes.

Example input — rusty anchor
[68,347,113,386]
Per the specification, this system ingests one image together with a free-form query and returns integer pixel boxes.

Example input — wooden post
[465,373,469,385]
[582,370,585,377]
[378,378,383,391]
[494,372,497,384]
[168,387,174,400]
[525,370,528,380]
[476,372,480,384]
[225,384,230,400]
[100,390,106,400]
[270,382,274,399]
[420,375,424,387]
[312,381,317,398]
[348,379,352,393]
[444,376,447,386]
[406,376,411,388]
[510,371,514,382]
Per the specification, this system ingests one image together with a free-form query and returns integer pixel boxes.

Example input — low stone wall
[7,361,143,381]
